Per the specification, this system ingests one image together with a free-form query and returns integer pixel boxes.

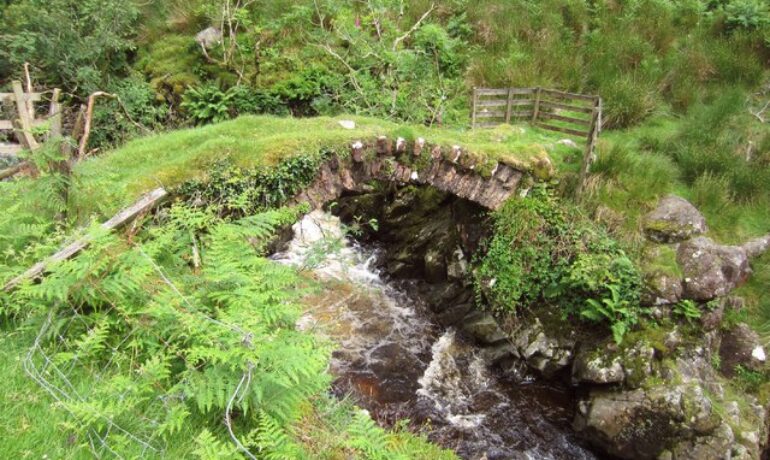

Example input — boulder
[510,318,574,377]
[677,237,750,301]
[719,322,767,375]
[742,234,770,258]
[643,195,708,243]
[572,349,625,384]
[642,271,683,306]
[195,27,222,49]
[460,312,507,345]
[574,384,721,459]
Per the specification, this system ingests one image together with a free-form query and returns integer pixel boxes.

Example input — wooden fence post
[531,87,542,124]
[49,88,62,139]
[576,97,602,199]
[505,87,514,124]
[471,87,478,129]
[11,81,39,151]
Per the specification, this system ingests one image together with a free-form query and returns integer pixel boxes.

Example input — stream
[273,210,598,460]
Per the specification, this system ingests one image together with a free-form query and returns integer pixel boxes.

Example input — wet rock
[572,348,625,384]
[479,342,515,365]
[719,322,767,375]
[510,318,574,377]
[446,247,469,281]
[461,312,508,345]
[435,301,474,328]
[424,248,447,283]
[677,237,751,301]
[643,195,707,243]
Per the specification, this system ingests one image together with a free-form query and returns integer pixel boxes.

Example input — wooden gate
[471,87,602,196]
[0,81,61,155]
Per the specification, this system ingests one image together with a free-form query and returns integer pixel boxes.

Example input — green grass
[584,110,770,336]
[69,115,565,220]
[0,323,199,459]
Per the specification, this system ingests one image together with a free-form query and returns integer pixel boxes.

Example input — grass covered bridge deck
[69,115,579,219]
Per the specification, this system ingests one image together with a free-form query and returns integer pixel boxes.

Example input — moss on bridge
[70,115,576,219]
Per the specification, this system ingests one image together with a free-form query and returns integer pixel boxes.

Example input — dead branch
[317,43,372,108]
[78,91,117,158]
[0,161,31,180]
[750,100,769,123]
[392,3,435,51]
[4,187,169,292]
[23,62,35,119]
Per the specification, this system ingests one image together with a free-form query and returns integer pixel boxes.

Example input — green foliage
[89,77,170,150]
[668,90,770,202]
[182,84,290,125]
[735,365,767,393]
[135,33,203,99]
[193,429,240,459]
[176,153,327,217]
[4,205,328,456]
[182,84,236,125]
[475,186,643,342]
[723,0,770,30]
[0,0,139,94]
[673,299,702,322]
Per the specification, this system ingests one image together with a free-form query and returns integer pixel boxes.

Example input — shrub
[724,0,770,31]
[181,85,234,125]
[475,186,643,343]
[0,0,139,94]
[89,77,170,150]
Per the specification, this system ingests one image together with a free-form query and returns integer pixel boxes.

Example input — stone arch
[293,136,533,211]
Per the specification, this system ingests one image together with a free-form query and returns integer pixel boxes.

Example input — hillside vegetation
[1,0,770,458]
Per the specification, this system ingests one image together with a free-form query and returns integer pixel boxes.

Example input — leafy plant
[673,299,702,322]
[181,85,235,125]
[724,0,770,30]
[0,0,139,94]
[735,364,766,392]
[475,186,643,343]
[581,286,637,344]
[176,153,328,217]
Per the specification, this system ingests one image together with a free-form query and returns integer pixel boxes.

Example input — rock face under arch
[293,138,533,210]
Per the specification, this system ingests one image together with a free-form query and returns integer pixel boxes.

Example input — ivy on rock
[474,186,644,343]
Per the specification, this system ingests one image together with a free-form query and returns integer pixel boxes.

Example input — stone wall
[293,136,533,211]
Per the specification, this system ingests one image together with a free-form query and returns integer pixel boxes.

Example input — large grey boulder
[643,195,708,243]
[574,384,721,459]
[719,322,767,375]
[677,237,750,301]
[460,311,508,345]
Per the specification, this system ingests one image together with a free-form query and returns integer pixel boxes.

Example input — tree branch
[392,3,435,51]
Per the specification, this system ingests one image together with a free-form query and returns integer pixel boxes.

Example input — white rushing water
[273,210,597,460]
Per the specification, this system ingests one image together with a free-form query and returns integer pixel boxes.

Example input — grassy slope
[585,115,770,335]
[69,115,572,220]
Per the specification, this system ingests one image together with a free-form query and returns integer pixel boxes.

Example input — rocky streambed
[273,183,769,459]
[273,207,597,459]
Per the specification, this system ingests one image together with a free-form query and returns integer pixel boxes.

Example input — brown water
[273,211,598,460]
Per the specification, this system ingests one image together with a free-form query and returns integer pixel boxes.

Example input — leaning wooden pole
[3,187,168,292]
